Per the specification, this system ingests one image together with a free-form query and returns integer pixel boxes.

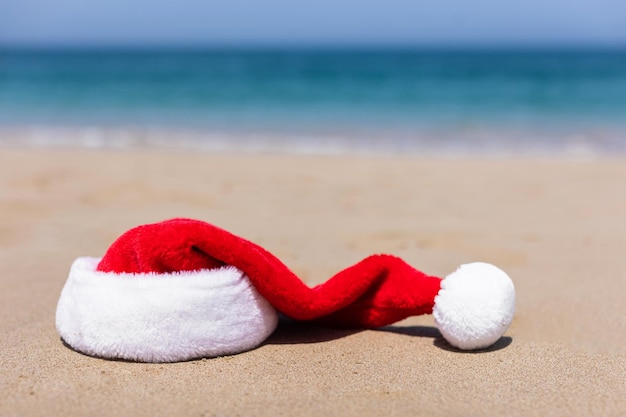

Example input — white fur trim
[433,262,515,350]
[56,257,278,362]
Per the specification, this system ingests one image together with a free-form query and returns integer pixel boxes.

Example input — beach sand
[0,146,624,416]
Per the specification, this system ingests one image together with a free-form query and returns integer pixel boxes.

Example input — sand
[0,146,624,416]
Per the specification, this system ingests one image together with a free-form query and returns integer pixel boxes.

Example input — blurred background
[1,0,625,154]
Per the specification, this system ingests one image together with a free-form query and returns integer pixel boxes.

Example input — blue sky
[1,0,625,47]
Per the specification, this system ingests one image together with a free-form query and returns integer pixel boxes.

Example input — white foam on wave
[0,125,624,159]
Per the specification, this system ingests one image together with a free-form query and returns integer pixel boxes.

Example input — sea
[1,48,626,155]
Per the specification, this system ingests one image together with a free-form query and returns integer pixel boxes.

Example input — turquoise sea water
[1,48,625,153]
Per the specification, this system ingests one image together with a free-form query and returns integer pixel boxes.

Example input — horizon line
[2,42,626,53]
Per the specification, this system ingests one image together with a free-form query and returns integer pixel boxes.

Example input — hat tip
[433,262,516,350]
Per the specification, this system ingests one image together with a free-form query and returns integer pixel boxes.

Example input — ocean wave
[1,125,625,158]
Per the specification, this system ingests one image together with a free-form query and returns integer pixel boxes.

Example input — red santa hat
[56,218,515,362]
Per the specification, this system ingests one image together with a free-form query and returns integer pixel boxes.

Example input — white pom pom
[433,262,515,350]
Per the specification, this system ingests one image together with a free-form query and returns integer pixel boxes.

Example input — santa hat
[56,218,515,362]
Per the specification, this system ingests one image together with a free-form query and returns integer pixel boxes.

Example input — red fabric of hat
[97,218,443,328]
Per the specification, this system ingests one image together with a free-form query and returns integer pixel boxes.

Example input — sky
[1,0,625,48]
